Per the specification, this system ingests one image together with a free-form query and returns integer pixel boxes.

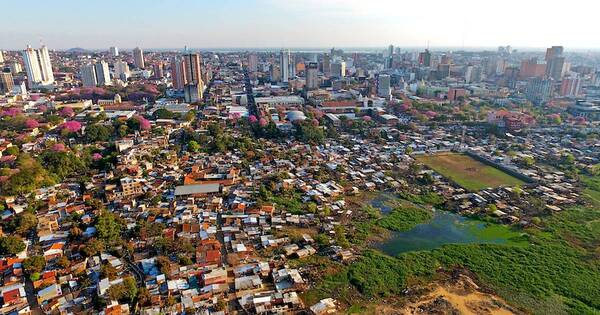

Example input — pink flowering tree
[24,119,39,129]
[60,107,75,117]
[61,120,82,133]
[92,153,103,161]
[248,115,258,124]
[51,143,67,152]
[362,115,372,122]
[258,118,268,127]
[311,118,319,126]
[0,108,21,117]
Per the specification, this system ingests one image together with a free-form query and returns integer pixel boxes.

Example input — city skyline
[2,0,599,50]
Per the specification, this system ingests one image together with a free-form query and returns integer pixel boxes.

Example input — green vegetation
[0,235,25,255]
[416,153,525,191]
[378,206,433,232]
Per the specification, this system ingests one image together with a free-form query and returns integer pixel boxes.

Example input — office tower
[464,65,473,84]
[133,47,145,68]
[560,77,582,97]
[7,61,22,74]
[114,60,130,81]
[80,63,98,87]
[496,58,506,76]
[153,62,164,79]
[322,53,331,75]
[377,74,391,98]
[0,51,3,63]
[419,49,431,67]
[0,70,14,93]
[182,53,203,102]
[330,62,345,79]
[525,77,553,105]
[248,53,258,72]
[170,57,185,90]
[280,49,290,82]
[109,46,119,57]
[22,45,55,88]
[305,62,319,90]
[437,64,450,79]
[545,46,565,80]
[269,64,281,82]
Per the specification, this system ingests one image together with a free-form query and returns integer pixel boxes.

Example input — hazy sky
[1,0,598,50]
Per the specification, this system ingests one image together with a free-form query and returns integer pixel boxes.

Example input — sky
[1,0,599,51]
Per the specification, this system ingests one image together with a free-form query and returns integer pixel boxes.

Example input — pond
[375,209,525,256]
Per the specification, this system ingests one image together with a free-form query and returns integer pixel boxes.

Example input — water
[375,210,515,256]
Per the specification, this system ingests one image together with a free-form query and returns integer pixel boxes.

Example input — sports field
[416,153,525,191]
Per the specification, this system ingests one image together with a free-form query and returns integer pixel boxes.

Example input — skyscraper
[153,62,164,79]
[95,61,111,85]
[7,61,22,75]
[305,62,319,90]
[545,46,565,80]
[133,47,145,69]
[419,49,431,67]
[170,57,186,90]
[280,49,290,82]
[0,70,14,93]
[114,60,130,81]
[525,77,553,105]
[386,45,394,69]
[80,63,98,87]
[0,51,4,63]
[22,45,54,88]
[560,77,582,97]
[109,46,119,57]
[248,53,258,73]
[377,74,391,98]
[182,53,203,102]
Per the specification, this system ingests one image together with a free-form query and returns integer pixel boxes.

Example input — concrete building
[114,60,130,81]
[525,77,553,105]
[560,77,582,97]
[248,53,258,72]
[0,70,14,93]
[133,47,145,69]
[80,63,98,87]
[280,49,290,83]
[305,62,319,90]
[171,57,186,90]
[22,45,54,88]
[330,62,345,79]
[377,74,391,98]
[94,61,111,85]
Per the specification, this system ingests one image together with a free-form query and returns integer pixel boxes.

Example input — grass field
[416,153,525,191]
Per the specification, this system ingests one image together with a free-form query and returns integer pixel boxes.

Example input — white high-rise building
[133,47,145,69]
[22,45,54,88]
[109,46,119,57]
[38,45,54,83]
[280,49,290,83]
[94,61,111,85]
[114,60,130,81]
[0,51,4,63]
[80,63,98,87]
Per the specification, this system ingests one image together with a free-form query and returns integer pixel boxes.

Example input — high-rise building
[386,45,394,69]
[182,53,203,102]
[114,60,130,81]
[419,49,431,67]
[22,45,54,88]
[133,47,145,69]
[560,77,582,97]
[95,61,111,85]
[280,49,290,82]
[80,63,98,87]
[545,46,565,80]
[170,57,186,90]
[330,62,345,79]
[0,70,14,93]
[269,64,281,83]
[0,51,4,63]
[109,46,119,57]
[322,53,331,75]
[525,77,553,105]
[248,53,258,72]
[520,58,546,79]
[153,62,164,79]
[377,74,391,98]
[305,62,319,90]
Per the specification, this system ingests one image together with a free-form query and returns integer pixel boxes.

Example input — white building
[94,61,111,85]
[133,47,145,69]
[114,60,130,81]
[80,63,97,87]
[280,49,290,83]
[248,53,258,72]
[331,62,345,79]
[22,45,54,88]
[109,46,119,57]
[306,62,319,90]
[377,74,391,98]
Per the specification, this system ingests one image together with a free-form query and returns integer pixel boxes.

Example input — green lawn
[416,153,525,191]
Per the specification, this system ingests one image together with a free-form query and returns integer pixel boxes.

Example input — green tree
[187,140,201,153]
[84,124,114,143]
[0,236,25,255]
[23,256,46,274]
[96,211,124,245]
